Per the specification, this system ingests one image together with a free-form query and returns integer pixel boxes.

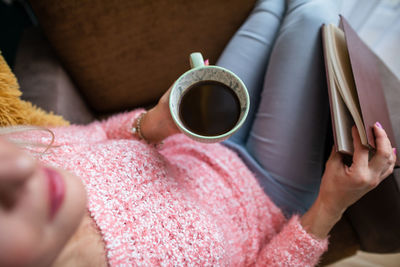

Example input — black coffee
[179,80,241,136]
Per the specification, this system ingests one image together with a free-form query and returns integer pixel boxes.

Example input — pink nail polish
[375,122,383,129]
[204,59,209,66]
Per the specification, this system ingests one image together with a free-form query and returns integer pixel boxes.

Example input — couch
[13,0,400,265]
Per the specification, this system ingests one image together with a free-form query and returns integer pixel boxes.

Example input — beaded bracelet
[132,111,148,142]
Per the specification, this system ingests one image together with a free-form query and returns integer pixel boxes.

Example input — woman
[0,0,396,266]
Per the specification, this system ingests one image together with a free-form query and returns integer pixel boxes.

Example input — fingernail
[204,59,209,66]
[394,148,397,155]
[375,122,383,129]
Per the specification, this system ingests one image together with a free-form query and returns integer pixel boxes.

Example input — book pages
[323,25,355,154]
[328,24,368,147]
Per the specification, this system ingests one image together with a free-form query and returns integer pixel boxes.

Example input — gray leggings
[217,0,341,216]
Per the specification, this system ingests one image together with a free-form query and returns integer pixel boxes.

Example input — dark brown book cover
[324,16,400,166]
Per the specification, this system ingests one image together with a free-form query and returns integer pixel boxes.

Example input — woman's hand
[301,123,396,239]
[320,123,396,216]
[140,59,210,143]
[140,85,181,143]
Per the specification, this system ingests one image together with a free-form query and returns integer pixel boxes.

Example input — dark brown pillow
[29,0,256,114]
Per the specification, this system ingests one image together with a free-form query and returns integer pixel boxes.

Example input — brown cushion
[29,0,256,114]
[346,172,400,253]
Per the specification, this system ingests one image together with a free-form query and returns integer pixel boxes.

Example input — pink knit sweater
[28,110,328,266]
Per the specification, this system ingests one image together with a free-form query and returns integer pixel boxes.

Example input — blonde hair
[0,125,56,155]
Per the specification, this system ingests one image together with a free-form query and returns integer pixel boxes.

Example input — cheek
[0,172,87,267]
[42,171,87,260]
[0,220,43,266]
[52,170,87,233]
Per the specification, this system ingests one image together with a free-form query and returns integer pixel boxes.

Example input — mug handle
[190,52,205,69]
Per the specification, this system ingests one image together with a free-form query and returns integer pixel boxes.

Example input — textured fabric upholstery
[28,0,256,113]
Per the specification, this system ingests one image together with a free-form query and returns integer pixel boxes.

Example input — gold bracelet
[132,111,148,142]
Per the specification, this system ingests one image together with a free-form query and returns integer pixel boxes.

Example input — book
[322,16,400,166]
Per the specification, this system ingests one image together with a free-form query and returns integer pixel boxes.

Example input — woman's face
[0,138,87,266]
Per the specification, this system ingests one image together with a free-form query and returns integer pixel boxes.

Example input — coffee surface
[179,81,240,136]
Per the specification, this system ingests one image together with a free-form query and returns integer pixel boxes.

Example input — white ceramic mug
[169,52,250,143]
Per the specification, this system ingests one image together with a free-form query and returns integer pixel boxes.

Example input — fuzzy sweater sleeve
[256,215,328,267]
[96,109,145,140]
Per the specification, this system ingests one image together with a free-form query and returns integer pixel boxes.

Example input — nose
[0,138,36,209]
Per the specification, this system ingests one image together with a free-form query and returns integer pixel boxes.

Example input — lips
[43,167,65,220]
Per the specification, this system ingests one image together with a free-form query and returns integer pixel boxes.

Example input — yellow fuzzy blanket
[0,52,69,127]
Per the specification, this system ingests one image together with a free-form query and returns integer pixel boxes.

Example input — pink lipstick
[44,167,65,220]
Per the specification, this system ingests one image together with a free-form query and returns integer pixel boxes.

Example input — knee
[253,0,286,20]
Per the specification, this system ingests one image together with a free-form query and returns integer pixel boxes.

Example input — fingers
[369,122,396,176]
[381,164,395,181]
[351,126,369,167]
